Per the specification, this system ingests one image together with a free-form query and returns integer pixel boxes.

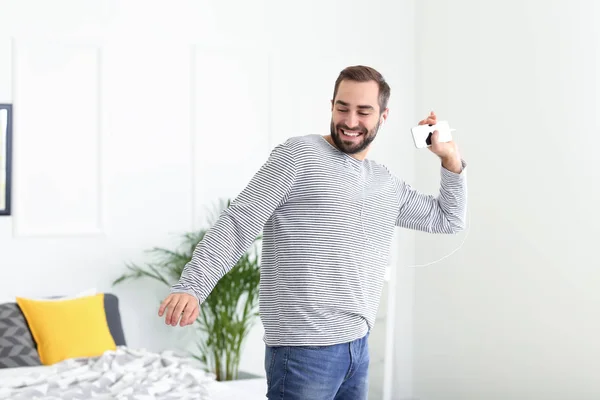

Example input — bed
[0,350,267,399]
[0,292,267,399]
[0,349,267,399]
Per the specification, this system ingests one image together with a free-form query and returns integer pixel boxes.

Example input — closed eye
[337,108,370,116]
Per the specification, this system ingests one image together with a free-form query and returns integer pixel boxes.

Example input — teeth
[343,130,360,137]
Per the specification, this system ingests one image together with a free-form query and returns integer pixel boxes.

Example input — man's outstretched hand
[158,292,199,327]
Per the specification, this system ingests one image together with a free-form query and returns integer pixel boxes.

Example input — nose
[345,112,359,129]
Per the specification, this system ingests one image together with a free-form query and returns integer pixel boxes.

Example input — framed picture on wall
[0,104,12,216]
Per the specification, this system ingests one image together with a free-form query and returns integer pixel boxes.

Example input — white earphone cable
[360,171,469,269]
[404,206,470,268]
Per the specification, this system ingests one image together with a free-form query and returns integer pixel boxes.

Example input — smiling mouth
[340,129,363,138]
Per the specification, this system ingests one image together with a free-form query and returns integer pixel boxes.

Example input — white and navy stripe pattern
[171,134,467,346]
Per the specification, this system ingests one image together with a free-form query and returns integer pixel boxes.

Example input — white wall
[0,0,417,394]
[412,1,600,399]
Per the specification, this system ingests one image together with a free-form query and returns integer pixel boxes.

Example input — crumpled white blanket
[0,346,215,399]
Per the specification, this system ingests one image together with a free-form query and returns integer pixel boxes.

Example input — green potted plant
[112,199,261,381]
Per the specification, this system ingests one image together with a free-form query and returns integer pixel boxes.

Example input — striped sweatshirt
[171,134,467,346]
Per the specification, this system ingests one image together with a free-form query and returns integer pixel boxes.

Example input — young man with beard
[158,65,467,399]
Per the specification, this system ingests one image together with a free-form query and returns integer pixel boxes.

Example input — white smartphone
[411,120,454,149]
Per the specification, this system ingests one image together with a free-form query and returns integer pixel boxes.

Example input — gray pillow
[0,302,41,368]
[104,293,126,347]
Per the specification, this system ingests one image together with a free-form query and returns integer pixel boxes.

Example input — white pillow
[36,288,98,301]
[0,288,97,304]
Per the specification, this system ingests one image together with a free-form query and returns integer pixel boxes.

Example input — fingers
[158,294,172,316]
[426,110,437,125]
[170,297,188,326]
[427,130,440,154]
[418,111,437,126]
[158,293,199,327]
[164,295,181,326]
[180,300,199,326]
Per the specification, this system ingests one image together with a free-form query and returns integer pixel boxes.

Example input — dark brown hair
[332,65,391,113]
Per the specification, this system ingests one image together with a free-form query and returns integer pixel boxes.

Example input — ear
[380,108,389,124]
[330,99,334,111]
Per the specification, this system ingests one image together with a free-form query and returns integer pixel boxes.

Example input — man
[158,65,467,399]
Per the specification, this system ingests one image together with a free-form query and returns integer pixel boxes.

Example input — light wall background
[2,1,595,399]
[411,0,599,399]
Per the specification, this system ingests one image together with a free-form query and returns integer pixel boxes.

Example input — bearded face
[330,80,387,156]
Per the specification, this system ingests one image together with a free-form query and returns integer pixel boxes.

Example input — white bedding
[0,347,266,400]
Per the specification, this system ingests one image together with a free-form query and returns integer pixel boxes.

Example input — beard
[330,119,381,155]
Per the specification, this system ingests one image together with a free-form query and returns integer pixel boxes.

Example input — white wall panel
[12,40,103,237]
[269,52,340,144]
[0,37,11,102]
[100,42,193,243]
[191,45,271,227]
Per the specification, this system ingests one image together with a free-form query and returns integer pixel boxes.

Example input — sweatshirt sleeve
[170,142,297,303]
[394,160,468,234]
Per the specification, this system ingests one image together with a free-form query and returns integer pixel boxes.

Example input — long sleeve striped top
[171,134,467,346]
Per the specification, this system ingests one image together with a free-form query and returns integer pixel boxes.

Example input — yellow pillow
[16,293,116,365]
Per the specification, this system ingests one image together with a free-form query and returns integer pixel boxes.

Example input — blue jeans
[264,333,370,399]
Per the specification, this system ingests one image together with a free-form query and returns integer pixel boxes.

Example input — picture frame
[0,103,12,216]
